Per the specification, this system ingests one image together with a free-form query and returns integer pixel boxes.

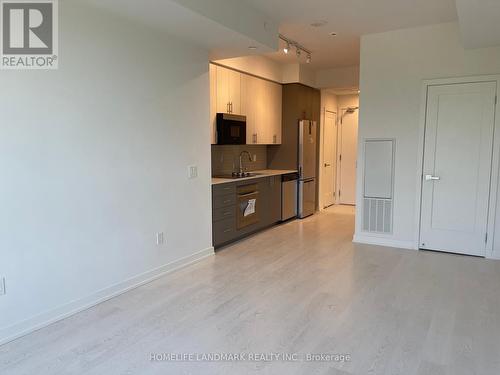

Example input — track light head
[306,54,311,63]
[283,41,290,54]
[296,48,301,58]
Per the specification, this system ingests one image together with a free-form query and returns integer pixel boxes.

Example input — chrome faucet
[238,151,253,175]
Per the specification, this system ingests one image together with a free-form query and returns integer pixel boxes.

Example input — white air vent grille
[362,139,395,234]
[363,198,393,234]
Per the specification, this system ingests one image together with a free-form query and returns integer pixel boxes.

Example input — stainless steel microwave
[216,113,246,145]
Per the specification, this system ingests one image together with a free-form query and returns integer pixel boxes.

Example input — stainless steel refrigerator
[298,120,317,218]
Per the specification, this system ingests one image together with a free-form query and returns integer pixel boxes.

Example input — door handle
[324,163,331,167]
[424,174,440,181]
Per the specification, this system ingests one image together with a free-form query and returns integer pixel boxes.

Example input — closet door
[420,81,497,256]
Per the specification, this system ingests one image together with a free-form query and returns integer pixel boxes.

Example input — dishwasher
[281,173,299,221]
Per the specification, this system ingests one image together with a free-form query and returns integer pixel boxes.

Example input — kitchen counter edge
[211,170,298,185]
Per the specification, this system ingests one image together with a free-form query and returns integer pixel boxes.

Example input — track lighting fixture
[279,34,311,63]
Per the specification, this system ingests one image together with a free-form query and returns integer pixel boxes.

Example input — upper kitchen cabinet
[267,80,282,144]
[241,73,259,144]
[215,65,241,115]
[241,73,282,145]
[210,64,217,144]
[211,63,282,145]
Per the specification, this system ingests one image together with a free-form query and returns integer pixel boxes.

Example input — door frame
[415,75,500,257]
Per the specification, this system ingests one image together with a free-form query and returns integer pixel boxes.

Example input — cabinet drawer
[213,217,236,246]
[213,206,235,222]
[212,183,236,197]
[213,193,236,209]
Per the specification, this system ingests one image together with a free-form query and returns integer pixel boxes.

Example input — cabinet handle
[223,199,231,203]
[230,102,233,113]
[254,133,257,143]
[223,228,232,233]
[223,211,231,216]
[273,134,277,144]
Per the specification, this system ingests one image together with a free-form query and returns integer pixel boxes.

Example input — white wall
[338,95,359,110]
[282,63,300,84]
[316,66,360,89]
[355,22,500,252]
[215,56,320,89]
[298,65,316,88]
[0,1,212,343]
[213,55,283,82]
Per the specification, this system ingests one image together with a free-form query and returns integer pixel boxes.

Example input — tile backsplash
[211,145,268,176]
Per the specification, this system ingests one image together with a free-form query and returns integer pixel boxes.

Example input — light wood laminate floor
[2,206,500,375]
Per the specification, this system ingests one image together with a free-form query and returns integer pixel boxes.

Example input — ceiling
[244,0,458,69]
[83,0,279,60]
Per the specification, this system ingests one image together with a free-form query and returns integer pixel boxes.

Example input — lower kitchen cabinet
[260,175,282,227]
[212,176,283,248]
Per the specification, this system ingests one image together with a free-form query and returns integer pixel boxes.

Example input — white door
[338,108,358,205]
[420,81,497,256]
[323,110,337,207]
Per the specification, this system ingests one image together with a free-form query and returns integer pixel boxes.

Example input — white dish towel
[244,199,256,217]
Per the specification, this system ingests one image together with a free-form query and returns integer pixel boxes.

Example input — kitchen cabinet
[216,65,241,115]
[260,175,282,226]
[268,80,283,144]
[241,73,282,145]
[212,175,283,248]
[210,64,217,144]
[267,83,320,170]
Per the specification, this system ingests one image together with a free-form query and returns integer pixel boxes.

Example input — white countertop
[212,169,298,185]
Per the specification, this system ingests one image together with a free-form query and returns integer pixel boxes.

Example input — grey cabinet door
[269,176,282,224]
[213,217,236,247]
[260,176,281,226]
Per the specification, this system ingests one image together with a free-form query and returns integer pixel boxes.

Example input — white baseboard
[353,234,417,250]
[488,252,500,260]
[0,247,214,346]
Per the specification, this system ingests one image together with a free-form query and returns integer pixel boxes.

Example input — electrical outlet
[155,232,165,246]
[253,154,257,162]
[0,277,6,296]
[188,165,198,179]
